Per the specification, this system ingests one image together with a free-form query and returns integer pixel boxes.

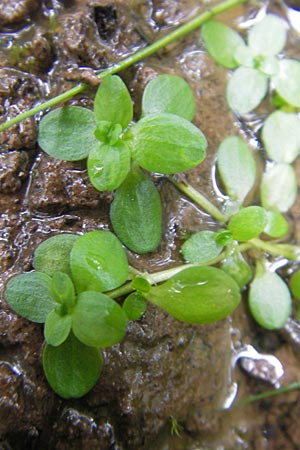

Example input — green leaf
[290,269,300,300]
[44,309,72,346]
[202,20,245,69]
[72,291,128,347]
[87,141,130,191]
[228,206,267,241]
[272,60,300,107]
[233,44,255,68]
[260,163,297,212]
[43,332,103,398]
[70,230,128,293]
[249,267,291,330]
[221,250,252,290]
[110,165,162,254]
[38,106,99,161]
[181,230,223,263]
[146,266,240,324]
[258,56,279,76]
[5,272,56,323]
[141,74,195,120]
[94,121,123,145]
[51,272,75,308]
[128,113,207,174]
[248,14,287,56]
[262,111,300,163]
[216,135,256,204]
[226,67,268,114]
[131,276,151,294]
[123,292,147,321]
[33,234,79,277]
[94,75,133,129]
[264,210,289,238]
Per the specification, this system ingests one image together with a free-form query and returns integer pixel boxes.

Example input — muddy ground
[1,0,300,449]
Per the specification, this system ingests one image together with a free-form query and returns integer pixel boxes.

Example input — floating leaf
[233,44,255,68]
[94,75,133,129]
[38,106,99,161]
[110,165,162,254]
[88,140,131,191]
[264,210,289,238]
[216,135,256,204]
[272,60,300,107]
[44,309,72,346]
[228,206,267,241]
[51,272,75,308]
[5,272,55,323]
[33,234,79,277]
[146,266,240,324]
[72,291,128,347]
[202,20,245,69]
[260,163,297,212]
[127,113,207,174]
[262,111,300,163]
[70,230,128,293]
[248,14,287,56]
[221,250,252,290]
[181,230,223,263]
[290,269,300,300]
[43,332,103,398]
[123,292,147,321]
[249,267,291,330]
[141,74,195,120]
[226,67,268,114]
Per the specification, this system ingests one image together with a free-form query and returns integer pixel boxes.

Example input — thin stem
[169,176,227,223]
[234,382,300,406]
[0,0,247,132]
[250,238,300,261]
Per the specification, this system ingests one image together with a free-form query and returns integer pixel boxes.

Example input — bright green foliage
[110,165,162,253]
[128,113,207,174]
[201,20,244,68]
[216,135,256,204]
[264,211,289,238]
[44,310,72,346]
[51,272,75,307]
[70,230,128,293]
[131,276,151,294]
[38,106,99,161]
[88,141,131,191]
[33,234,79,277]
[5,272,55,323]
[94,75,133,129]
[272,60,300,107]
[260,163,297,212]
[249,265,291,329]
[123,292,147,321]
[43,332,103,398]
[221,249,252,290]
[72,291,128,348]
[247,14,287,57]
[228,206,267,241]
[181,230,223,263]
[147,266,240,323]
[226,67,268,114]
[142,74,195,120]
[262,111,300,163]
[290,269,300,300]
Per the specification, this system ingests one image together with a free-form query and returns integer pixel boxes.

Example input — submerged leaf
[94,75,133,129]
[221,250,252,290]
[202,20,245,69]
[260,163,297,212]
[248,14,287,57]
[43,332,103,398]
[5,272,55,323]
[88,141,131,191]
[128,113,207,174]
[216,135,256,204]
[142,74,195,120]
[272,60,300,107]
[226,67,268,114]
[70,230,128,293]
[72,291,128,348]
[249,267,291,330]
[228,206,267,242]
[181,230,223,263]
[110,165,162,254]
[123,292,147,321]
[38,106,98,161]
[146,266,240,324]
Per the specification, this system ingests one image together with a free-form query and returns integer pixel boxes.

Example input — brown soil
[1,0,300,449]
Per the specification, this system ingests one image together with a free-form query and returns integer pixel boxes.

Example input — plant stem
[250,238,300,261]
[234,382,300,406]
[169,176,227,223]
[0,0,247,132]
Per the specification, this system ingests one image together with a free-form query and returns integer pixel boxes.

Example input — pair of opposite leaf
[38,74,207,254]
